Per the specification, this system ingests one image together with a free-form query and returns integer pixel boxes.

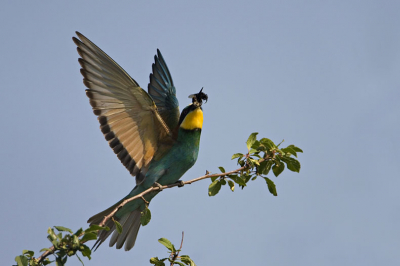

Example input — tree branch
[98,162,252,227]
[37,247,54,263]
[170,232,184,266]
[37,157,260,264]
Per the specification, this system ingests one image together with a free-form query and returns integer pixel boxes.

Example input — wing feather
[148,50,180,131]
[73,32,171,180]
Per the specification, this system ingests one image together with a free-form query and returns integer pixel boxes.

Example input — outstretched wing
[73,32,171,180]
[148,50,180,132]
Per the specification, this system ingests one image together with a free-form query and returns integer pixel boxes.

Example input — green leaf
[15,255,28,266]
[251,140,260,149]
[229,175,246,187]
[231,153,243,160]
[150,257,159,264]
[243,174,252,184]
[141,207,152,226]
[220,179,226,185]
[228,180,235,192]
[150,257,159,263]
[250,158,260,166]
[218,166,226,173]
[80,232,97,242]
[246,132,258,150]
[260,138,276,150]
[210,176,218,182]
[54,226,73,234]
[112,219,123,234]
[57,250,67,259]
[55,256,65,266]
[158,238,175,252]
[287,144,303,153]
[263,177,278,196]
[43,259,52,265]
[74,228,83,236]
[22,250,34,258]
[276,139,284,147]
[72,234,80,248]
[249,148,258,154]
[180,255,196,266]
[39,248,52,252]
[272,162,285,177]
[281,156,301,172]
[84,224,109,233]
[281,146,297,157]
[150,257,158,263]
[47,227,56,240]
[174,262,185,266]
[208,179,222,196]
[67,250,76,256]
[258,160,272,175]
[80,245,92,259]
[150,257,166,266]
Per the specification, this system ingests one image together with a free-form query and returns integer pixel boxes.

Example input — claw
[153,182,163,191]
[176,180,185,187]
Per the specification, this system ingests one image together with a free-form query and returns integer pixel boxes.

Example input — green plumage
[114,128,201,218]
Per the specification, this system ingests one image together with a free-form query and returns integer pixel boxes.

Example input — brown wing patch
[73,32,172,182]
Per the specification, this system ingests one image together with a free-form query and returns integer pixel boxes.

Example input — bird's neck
[177,128,202,146]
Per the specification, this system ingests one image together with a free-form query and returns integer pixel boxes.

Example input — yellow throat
[180,107,203,130]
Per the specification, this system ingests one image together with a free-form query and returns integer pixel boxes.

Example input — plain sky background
[1,1,400,265]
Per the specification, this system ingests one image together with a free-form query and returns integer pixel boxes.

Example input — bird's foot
[176,180,185,187]
[153,182,164,191]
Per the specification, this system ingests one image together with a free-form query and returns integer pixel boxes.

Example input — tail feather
[123,210,142,250]
[92,218,115,251]
[110,209,142,250]
[115,211,136,248]
[88,185,149,251]
[88,201,142,251]
[89,200,124,251]
[109,213,130,246]
[87,199,124,224]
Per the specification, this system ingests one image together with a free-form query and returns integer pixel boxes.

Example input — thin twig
[170,232,185,266]
[179,231,184,251]
[36,246,54,263]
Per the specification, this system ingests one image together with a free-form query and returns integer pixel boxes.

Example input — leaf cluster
[150,238,196,266]
[14,225,108,266]
[208,132,302,197]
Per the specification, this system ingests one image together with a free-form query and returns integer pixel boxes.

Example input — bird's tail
[88,185,159,251]
[88,187,150,251]
[88,200,143,251]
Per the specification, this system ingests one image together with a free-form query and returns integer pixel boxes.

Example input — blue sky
[1,1,400,265]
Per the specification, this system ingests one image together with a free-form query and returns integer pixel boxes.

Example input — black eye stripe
[178,105,197,125]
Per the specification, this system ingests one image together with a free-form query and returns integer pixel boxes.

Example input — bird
[72,32,208,251]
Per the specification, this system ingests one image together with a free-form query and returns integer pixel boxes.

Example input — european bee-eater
[72,32,207,251]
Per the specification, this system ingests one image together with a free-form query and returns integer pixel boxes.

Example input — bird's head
[188,87,208,107]
[179,88,208,130]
